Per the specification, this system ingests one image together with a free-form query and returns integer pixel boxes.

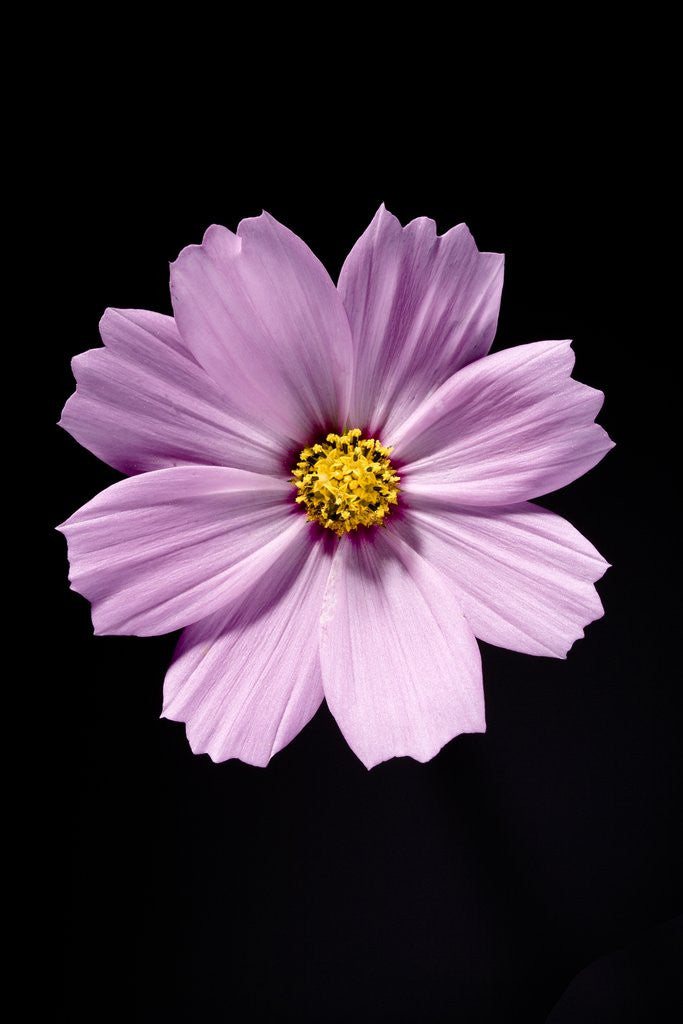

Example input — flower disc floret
[292,428,400,536]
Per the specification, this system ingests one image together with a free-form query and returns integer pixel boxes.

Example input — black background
[48,122,680,1022]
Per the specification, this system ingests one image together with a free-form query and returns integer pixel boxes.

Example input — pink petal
[58,466,301,636]
[170,213,353,443]
[60,308,285,476]
[338,205,504,437]
[163,531,333,766]
[401,502,608,657]
[319,530,484,769]
[393,339,614,505]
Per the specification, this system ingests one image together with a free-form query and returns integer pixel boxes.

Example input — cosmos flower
[58,206,613,768]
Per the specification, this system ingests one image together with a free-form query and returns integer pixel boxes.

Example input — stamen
[292,428,400,537]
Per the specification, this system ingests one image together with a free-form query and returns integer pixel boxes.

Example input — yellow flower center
[292,428,400,537]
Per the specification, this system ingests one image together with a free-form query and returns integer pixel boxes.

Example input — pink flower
[58,207,613,769]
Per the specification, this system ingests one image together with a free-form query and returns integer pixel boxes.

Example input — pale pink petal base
[60,308,285,476]
[401,502,608,657]
[163,530,333,766]
[320,529,484,769]
[58,467,301,636]
[393,339,614,505]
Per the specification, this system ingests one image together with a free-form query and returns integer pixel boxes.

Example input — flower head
[58,206,613,768]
